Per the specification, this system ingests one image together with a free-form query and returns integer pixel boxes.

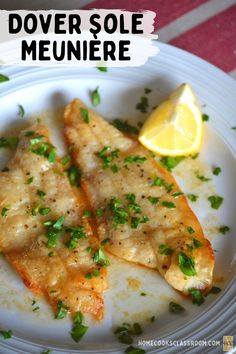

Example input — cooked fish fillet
[64,99,214,294]
[0,124,107,320]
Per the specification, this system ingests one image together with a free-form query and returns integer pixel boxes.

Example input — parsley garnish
[178,252,196,276]
[0,136,19,149]
[188,288,204,305]
[67,165,81,186]
[97,66,107,72]
[191,153,199,159]
[196,173,211,182]
[131,216,149,229]
[192,238,203,248]
[124,155,147,166]
[0,329,12,339]
[172,191,184,197]
[62,155,71,166]
[95,146,119,171]
[187,226,195,234]
[202,113,209,122]
[162,201,176,209]
[232,126,236,130]
[91,86,101,106]
[39,207,51,216]
[219,226,230,234]
[42,350,52,354]
[83,210,92,218]
[111,164,118,173]
[151,176,173,193]
[29,136,56,163]
[37,190,46,199]
[144,88,152,94]
[114,322,143,345]
[96,207,103,217]
[100,238,110,247]
[25,176,34,184]
[108,197,128,228]
[126,193,142,214]
[160,156,185,172]
[212,167,221,176]
[125,346,146,354]
[208,195,223,209]
[18,104,25,118]
[93,248,110,267]
[71,312,88,342]
[136,96,148,113]
[112,119,139,135]
[1,207,9,217]
[80,107,89,124]
[44,216,65,248]
[140,292,146,296]
[147,196,159,205]
[55,300,69,319]
[158,244,174,255]
[66,226,87,250]
[85,269,100,279]
[169,302,185,314]
[0,74,10,83]
[188,194,198,202]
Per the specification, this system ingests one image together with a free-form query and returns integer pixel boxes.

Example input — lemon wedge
[138,83,203,156]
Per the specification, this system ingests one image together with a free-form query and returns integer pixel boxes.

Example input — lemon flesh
[138,83,203,156]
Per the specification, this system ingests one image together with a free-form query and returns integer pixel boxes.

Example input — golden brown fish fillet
[64,99,214,294]
[0,124,107,320]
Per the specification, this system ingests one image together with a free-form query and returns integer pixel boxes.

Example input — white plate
[0,42,235,354]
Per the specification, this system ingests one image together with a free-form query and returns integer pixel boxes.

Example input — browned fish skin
[64,99,214,294]
[0,124,107,320]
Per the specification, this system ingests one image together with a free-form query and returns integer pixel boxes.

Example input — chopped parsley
[0,74,10,83]
[160,156,185,172]
[144,87,152,94]
[169,302,185,314]
[111,164,118,173]
[83,210,92,218]
[150,316,155,322]
[25,176,34,184]
[0,136,19,149]
[209,286,221,294]
[126,193,142,214]
[131,216,149,229]
[0,329,12,339]
[93,247,110,267]
[108,197,128,228]
[114,322,143,345]
[188,194,198,202]
[18,104,25,118]
[219,226,230,234]
[29,137,56,163]
[95,146,119,171]
[62,155,71,166]
[124,155,147,166]
[187,226,195,234]
[232,126,236,130]
[191,153,199,159]
[42,350,52,354]
[48,251,54,257]
[44,215,65,248]
[80,107,89,124]
[196,173,211,182]
[158,244,173,256]
[212,167,221,176]
[66,226,87,250]
[136,96,149,113]
[147,196,159,205]
[172,191,184,197]
[67,165,81,186]
[162,201,176,209]
[112,119,139,135]
[96,207,103,217]
[97,66,107,72]
[39,207,51,216]
[125,346,146,354]
[178,252,196,276]
[100,238,110,247]
[1,207,9,217]
[37,190,46,199]
[91,86,101,106]
[71,311,88,342]
[55,300,69,319]
[151,176,173,193]
[202,113,209,122]
[85,269,100,279]
[140,292,146,296]
[192,238,203,248]
[208,195,223,209]
[188,288,204,305]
